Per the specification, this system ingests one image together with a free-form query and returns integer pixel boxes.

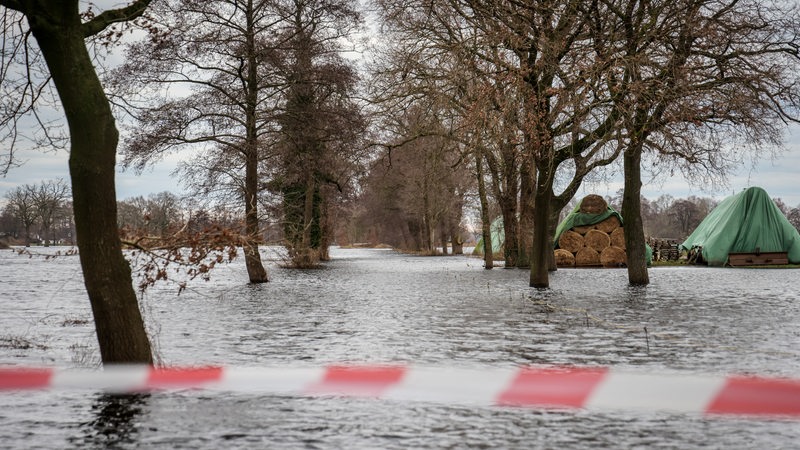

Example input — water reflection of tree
[75,394,150,448]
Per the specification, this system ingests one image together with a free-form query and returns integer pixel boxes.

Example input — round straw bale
[579,194,608,214]
[610,227,626,249]
[575,247,600,266]
[558,230,584,253]
[554,249,575,267]
[595,215,621,233]
[572,224,595,235]
[584,229,611,252]
[600,246,627,267]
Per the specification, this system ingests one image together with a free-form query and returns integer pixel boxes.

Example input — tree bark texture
[27,4,153,363]
[476,151,493,269]
[529,162,555,288]
[622,142,650,285]
[242,2,269,283]
[486,146,519,266]
[516,156,535,268]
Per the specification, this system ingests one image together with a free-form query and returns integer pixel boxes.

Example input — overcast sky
[1,1,799,210]
[2,126,800,209]
[581,126,800,207]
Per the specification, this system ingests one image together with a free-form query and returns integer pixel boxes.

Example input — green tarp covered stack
[680,186,800,266]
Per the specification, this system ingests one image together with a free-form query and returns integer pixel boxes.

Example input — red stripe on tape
[146,366,224,388]
[0,367,52,390]
[706,375,800,416]
[306,365,406,397]
[496,366,608,408]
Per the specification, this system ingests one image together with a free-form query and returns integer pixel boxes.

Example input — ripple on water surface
[1,247,799,448]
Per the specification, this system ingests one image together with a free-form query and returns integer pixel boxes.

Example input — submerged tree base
[284,247,322,269]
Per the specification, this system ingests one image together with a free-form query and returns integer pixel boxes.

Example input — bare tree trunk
[530,163,554,288]
[623,142,650,285]
[30,12,152,364]
[451,227,464,254]
[243,166,268,282]
[486,148,519,266]
[422,181,435,252]
[318,191,331,261]
[516,157,535,268]
[243,2,269,282]
[302,179,316,248]
[450,201,464,255]
[439,222,449,255]
[243,131,268,282]
[499,199,518,266]
[476,151,493,269]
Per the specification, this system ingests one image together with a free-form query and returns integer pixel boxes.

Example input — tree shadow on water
[73,393,150,448]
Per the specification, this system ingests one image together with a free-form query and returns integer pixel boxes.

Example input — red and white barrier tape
[2,364,799,418]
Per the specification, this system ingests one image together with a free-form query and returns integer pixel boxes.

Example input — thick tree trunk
[516,157,535,268]
[451,229,464,255]
[302,178,316,248]
[499,201,518,267]
[30,13,152,363]
[530,164,554,288]
[318,191,331,261]
[485,147,519,266]
[243,162,268,282]
[622,143,650,285]
[439,224,449,255]
[450,197,465,255]
[242,5,269,282]
[476,151,493,269]
[407,219,423,251]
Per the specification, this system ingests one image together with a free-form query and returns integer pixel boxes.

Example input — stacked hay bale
[555,195,628,268]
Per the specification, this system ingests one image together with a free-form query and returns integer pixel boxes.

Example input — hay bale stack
[558,230,585,253]
[575,247,600,266]
[554,249,576,267]
[610,227,626,249]
[584,229,611,252]
[595,215,621,233]
[579,194,608,214]
[572,224,595,235]
[557,195,632,268]
[600,246,627,267]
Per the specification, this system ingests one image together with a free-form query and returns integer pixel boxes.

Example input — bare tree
[31,178,69,246]
[374,0,630,287]
[118,191,183,238]
[273,0,366,266]
[369,0,526,265]
[4,184,37,245]
[114,0,288,283]
[787,206,800,233]
[669,199,701,237]
[0,1,155,364]
[612,0,800,284]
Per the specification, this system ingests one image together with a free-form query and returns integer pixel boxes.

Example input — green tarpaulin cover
[553,205,623,247]
[473,216,505,255]
[679,186,800,266]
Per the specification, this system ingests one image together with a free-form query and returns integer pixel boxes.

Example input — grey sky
[1,1,799,209]
[2,127,800,208]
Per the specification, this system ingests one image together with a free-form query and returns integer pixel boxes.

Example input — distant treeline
[3,181,800,252]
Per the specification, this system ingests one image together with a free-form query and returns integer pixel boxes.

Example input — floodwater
[1,246,799,449]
